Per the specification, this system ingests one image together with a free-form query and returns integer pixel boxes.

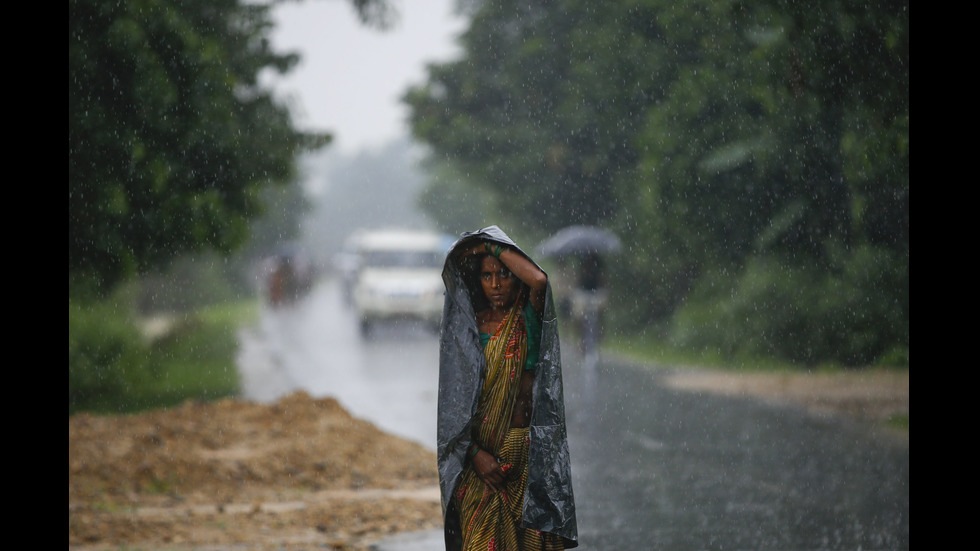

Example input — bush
[136,253,252,314]
[138,302,248,407]
[69,291,251,415]
[69,298,151,414]
[670,246,908,367]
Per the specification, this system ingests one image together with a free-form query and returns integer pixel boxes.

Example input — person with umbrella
[438,226,578,550]
[537,226,620,366]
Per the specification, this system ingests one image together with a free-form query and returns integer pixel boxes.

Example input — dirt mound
[69,391,442,550]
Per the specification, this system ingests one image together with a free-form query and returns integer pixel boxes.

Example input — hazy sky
[266,0,466,155]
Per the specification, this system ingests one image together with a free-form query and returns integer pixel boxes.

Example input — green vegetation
[603,330,797,373]
[69,293,256,416]
[887,414,909,432]
[406,0,908,368]
[69,0,330,295]
[67,0,305,414]
[68,0,388,414]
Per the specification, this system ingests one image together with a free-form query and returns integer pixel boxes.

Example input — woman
[438,226,578,550]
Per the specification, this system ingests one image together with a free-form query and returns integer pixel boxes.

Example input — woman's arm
[459,240,547,314]
[497,246,547,315]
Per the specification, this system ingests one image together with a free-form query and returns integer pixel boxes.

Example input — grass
[601,327,908,374]
[601,329,909,435]
[69,298,260,415]
[601,331,797,372]
[887,414,910,431]
[137,299,259,408]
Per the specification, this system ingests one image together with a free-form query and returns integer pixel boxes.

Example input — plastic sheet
[437,226,578,548]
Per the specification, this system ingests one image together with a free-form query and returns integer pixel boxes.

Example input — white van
[349,229,449,335]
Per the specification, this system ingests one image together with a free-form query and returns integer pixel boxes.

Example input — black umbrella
[536,225,621,258]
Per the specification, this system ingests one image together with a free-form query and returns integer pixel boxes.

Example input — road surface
[237,278,909,550]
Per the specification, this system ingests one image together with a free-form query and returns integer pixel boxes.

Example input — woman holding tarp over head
[437,225,578,550]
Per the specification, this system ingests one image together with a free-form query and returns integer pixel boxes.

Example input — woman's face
[480,255,520,310]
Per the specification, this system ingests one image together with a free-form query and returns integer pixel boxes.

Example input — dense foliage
[68,293,249,414]
[406,0,908,366]
[68,0,390,413]
[69,0,328,294]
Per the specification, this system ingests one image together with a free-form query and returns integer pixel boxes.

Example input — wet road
[237,277,439,448]
[564,360,909,549]
[238,278,909,550]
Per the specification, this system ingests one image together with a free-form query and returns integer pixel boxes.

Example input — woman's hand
[472,449,509,493]
[456,240,487,258]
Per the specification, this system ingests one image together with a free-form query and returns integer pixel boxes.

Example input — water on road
[238,277,439,449]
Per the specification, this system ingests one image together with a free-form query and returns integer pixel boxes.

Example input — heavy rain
[70,0,908,550]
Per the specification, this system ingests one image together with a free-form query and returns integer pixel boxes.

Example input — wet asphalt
[241,279,909,550]
[562,357,908,550]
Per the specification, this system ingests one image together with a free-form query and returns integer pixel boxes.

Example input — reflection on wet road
[237,277,439,449]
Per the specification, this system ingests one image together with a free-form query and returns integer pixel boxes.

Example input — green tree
[406,0,908,365]
[68,0,394,412]
[69,0,396,294]
[405,1,662,234]
[622,0,908,363]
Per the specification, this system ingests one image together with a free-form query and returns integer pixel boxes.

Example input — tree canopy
[406,0,908,365]
[68,0,335,294]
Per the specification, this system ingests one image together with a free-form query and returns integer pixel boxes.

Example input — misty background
[69,0,907,416]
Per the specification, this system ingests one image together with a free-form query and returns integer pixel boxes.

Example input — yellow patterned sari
[454,296,565,551]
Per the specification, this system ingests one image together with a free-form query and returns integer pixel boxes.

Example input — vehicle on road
[349,229,449,335]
